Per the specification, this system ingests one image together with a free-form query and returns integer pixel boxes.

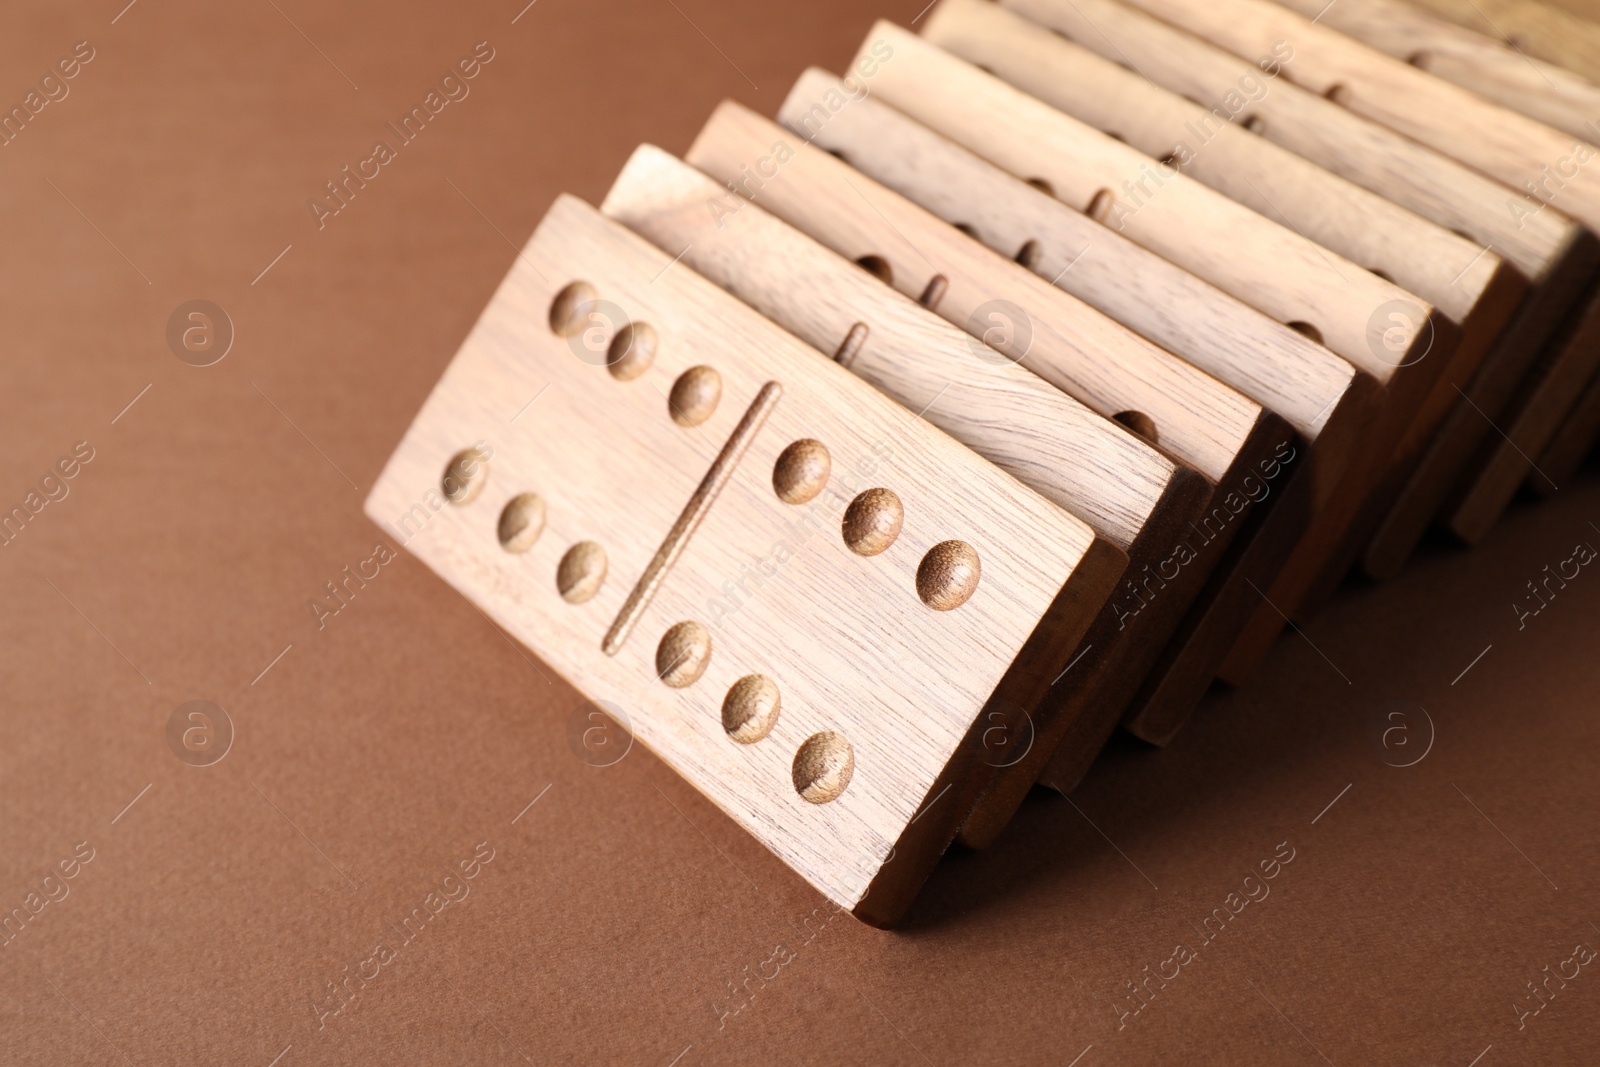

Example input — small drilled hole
[953,221,980,239]
[1368,268,1395,283]
[1406,50,1432,69]
[442,447,490,505]
[1287,321,1324,345]
[1323,83,1349,103]
[557,541,607,603]
[918,274,949,310]
[1026,177,1055,197]
[917,540,981,610]
[669,365,721,426]
[1159,151,1179,169]
[497,493,546,553]
[773,439,831,504]
[793,731,854,803]
[833,322,870,368]
[1243,114,1266,134]
[657,621,712,688]
[723,674,781,744]
[607,322,657,381]
[842,488,904,556]
[1014,239,1043,270]
[855,255,894,284]
[1113,410,1159,444]
[1086,189,1117,223]
[549,281,598,337]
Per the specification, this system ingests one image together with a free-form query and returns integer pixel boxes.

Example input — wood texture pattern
[849,20,1478,685]
[1115,0,1600,559]
[602,146,1201,554]
[600,142,1270,848]
[684,103,1298,841]
[364,195,1126,923]
[773,73,1372,780]
[1116,0,1600,231]
[972,0,1574,601]
[1275,0,1600,137]
[1265,0,1600,530]
[854,22,1439,377]
[946,0,1511,330]
[998,0,1600,579]
[1404,0,1600,82]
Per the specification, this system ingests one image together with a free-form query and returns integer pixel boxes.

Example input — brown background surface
[2,0,1598,1063]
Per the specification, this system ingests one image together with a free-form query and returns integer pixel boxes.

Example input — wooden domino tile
[363,195,1126,924]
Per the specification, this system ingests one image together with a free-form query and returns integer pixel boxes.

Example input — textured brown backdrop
[2,0,1597,1063]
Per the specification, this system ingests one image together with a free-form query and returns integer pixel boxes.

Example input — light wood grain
[855,23,1440,378]
[986,0,1583,597]
[364,195,1125,923]
[602,142,1261,847]
[603,146,1200,553]
[1275,0,1600,138]
[851,20,1474,685]
[1404,0,1600,82]
[773,72,1370,782]
[1117,0,1600,232]
[1109,0,1600,561]
[685,104,1272,489]
[1264,0,1600,530]
[683,103,1297,842]
[1098,0,1600,666]
[950,0,1512,327]
[778,72,1365,491]
[1002,0,1599,578]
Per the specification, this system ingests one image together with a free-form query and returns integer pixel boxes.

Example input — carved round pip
[841,488,903,556]
[792,731,854,803]
[657,621,712,688]
[441,447,490,506]
[772,439,831,504]
[497,492,547,553]
[916,540,981,610]
[548,281,599,337]
[722,674,781,744]
[607,322,657,381]
[669,365,721,427]
[556,541,608,604]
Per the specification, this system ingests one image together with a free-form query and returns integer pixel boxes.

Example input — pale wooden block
[771,75,1366,787]
[970,0,1555,625]
[1275,0,1600,137]
[600,143,1254,849]
[953,0,1516,330]
[601,147,1201,555]
[1403,0,1600,82]
[678,106,1295,843]
[1264,0,1600,526]
[856,23,1442,379]
[1108,0,1600,533]
[1116,0,1600,236]
[1105,0,1600,560]
[363,195,1125,923]
[1002,0,1598,579]
[779,70,1369,504]
[849,21,1464,687]
[683,104,1271,492]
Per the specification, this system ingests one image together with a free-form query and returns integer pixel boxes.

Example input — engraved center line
[602,380,783,655]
